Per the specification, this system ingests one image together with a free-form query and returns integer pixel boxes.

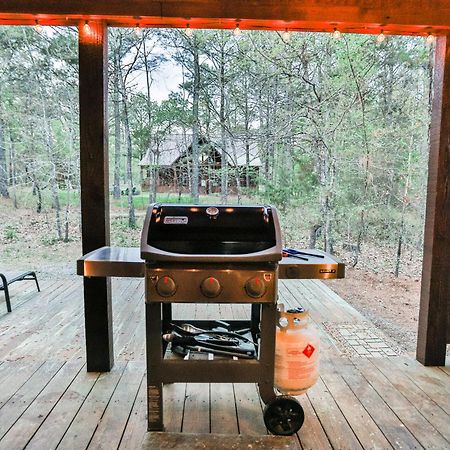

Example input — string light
[83,21,91,34]
[185,24,193,38]
[426,33,435,45]
[233,23,241,37]
[34,20,43,34]
[134,24,142,37]
[281,29,291,43]
[332,28,342,40]
[376,31,386,44]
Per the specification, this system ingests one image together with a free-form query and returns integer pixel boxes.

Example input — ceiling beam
[0,1,449,35]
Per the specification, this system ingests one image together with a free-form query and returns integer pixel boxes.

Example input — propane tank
[274,304,319,395]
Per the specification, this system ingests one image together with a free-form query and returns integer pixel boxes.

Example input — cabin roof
[139,134,262,167]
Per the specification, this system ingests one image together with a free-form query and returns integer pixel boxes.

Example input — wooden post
[416,35,450,366]
[79,21,113,372]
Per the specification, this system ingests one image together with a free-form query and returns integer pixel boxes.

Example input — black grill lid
[140,203,282,263]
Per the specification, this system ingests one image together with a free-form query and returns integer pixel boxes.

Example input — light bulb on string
[185,24,193,38]
[34,20,43,34]
[332,28,342,40]
[134,24,142,37]
[376,31,386,44]
[83,21,91,34]
[282,29,291,43]
[426,33,435,45]
[233,23,241,37]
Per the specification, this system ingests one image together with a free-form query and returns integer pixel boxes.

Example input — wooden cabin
[139,134,261,193]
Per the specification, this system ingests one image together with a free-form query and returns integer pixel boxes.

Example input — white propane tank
[274,304,319,395]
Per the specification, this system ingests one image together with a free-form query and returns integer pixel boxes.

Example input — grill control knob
[156,276,177,297]
[245,276,266,298]
[201,277,222,298]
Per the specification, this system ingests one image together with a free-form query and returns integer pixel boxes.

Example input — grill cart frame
[145,300,279,431]
[142,203,301,435]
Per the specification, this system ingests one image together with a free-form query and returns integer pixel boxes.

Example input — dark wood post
[417,35,450,366]
[79,21,113,372]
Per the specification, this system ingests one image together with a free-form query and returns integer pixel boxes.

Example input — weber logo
[163,216,189,225]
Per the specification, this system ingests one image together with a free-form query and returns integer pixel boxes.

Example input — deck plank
[306,376,364,449]
[26,365,100,450]
[0,359,84,449]
[117,376,147,449]
[0,360,42,409]
[0,280,81,360]
[330,357,424,449]
[142,432,301,449]
[233,383,266,435]
[393,356,450,405]
[353,358,450,449]
[297,394,333,450]
[0,277,449,449]
[182,383,210,433]
[210,383,238,434]
[88,361,145,449]
[370,357,450,442]
[0,361,64,439]
[164,383,187,433]
[57,362,127,450]
[320,370,393,449]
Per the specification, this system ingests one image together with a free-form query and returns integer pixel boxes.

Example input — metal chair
[0,271,40,312]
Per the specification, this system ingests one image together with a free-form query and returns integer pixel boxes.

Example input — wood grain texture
[142,432,301,449]
[0,1,450,34]
[417,35,450,366]
[79,22,109,256]
[79,22,114,372]
[0,278,449,448]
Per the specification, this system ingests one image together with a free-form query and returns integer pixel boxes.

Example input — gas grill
[77,202,344,435]
[142,203,292,433]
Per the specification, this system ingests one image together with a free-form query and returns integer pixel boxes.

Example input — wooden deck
[0,276,449,449]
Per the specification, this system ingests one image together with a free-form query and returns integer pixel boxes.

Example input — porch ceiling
[0,0,449,35]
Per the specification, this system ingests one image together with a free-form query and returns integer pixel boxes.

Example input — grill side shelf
[279,250,345,279]
[77,246,145,278]
[77,247,344,279]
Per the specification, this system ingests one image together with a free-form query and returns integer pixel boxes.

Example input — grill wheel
[263,395,305,436]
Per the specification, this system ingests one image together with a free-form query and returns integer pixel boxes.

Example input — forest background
[0,26,433,351]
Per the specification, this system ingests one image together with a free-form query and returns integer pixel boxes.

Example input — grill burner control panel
[146,265,277,303]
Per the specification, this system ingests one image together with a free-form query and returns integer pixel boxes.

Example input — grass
[11,186,232,211]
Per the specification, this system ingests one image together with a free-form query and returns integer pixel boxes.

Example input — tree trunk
[229,137,242,204]
[64,171,72,242]
[112,53,122,200]
[309,224,321,249]
[143,37,158,204]
[40,109,62,239]
[63,118,76,242]
[219,36,228,204]
[191,39,201,204]
[8,130,17,209]
[395,146,413,277]
[119,67,137,228]
[26,161,42,213]
[35,179,42,213]
[244,81,251,189]
[0,94,9,198]
[318,139,335,254]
